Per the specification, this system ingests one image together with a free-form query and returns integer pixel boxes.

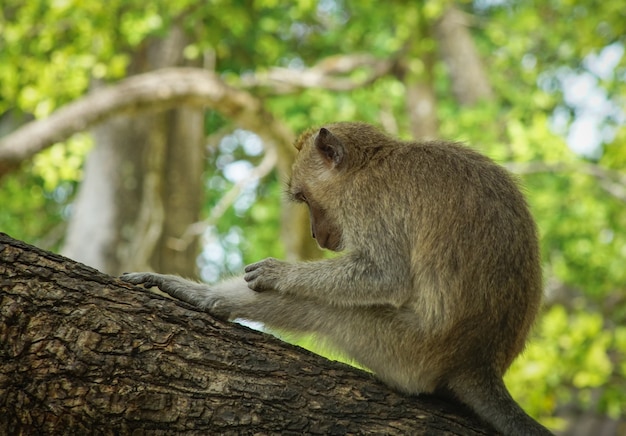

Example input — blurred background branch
[0,1,624,433]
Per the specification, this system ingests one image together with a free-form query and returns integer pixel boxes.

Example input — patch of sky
[545,43,624,159]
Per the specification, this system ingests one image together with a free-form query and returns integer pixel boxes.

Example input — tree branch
[166,146,278,252]
[239,54,396,93]
[506,161,626,202]
[0,233,493,434]
[0,68,296,179]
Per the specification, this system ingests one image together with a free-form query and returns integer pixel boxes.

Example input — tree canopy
[1,0,625,432]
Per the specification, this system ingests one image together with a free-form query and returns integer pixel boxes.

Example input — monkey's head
[289,122,390,252]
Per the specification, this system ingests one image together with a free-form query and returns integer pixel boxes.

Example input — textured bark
[0,233,494,435]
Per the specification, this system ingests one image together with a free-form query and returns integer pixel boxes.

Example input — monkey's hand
[121,272,256,320]
[244,257,288,293]
[121,272,171,291]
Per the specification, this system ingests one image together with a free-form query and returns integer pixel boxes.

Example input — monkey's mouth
[318,234,343,252]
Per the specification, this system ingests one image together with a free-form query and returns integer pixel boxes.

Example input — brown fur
[123,122,551,435]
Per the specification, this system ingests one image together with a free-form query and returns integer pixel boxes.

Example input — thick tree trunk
[0,233,494,435]
[61,26,204,278]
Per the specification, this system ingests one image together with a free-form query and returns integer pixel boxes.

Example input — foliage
[1,0,625,429]
[506,305,626,430]
[0,133,91,247]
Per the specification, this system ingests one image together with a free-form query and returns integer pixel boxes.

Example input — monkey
[122,122,552,435]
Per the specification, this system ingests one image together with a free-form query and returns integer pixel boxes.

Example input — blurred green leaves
[1,0,625,428]
[507,305,625,428]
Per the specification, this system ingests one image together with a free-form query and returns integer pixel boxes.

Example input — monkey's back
[388,140,542,374]
[296,122,542,376]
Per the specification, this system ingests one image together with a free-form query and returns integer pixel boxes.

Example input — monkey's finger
[120,272,157,288]
[244,262,262,273]
[120,272,143,284]
[245,277,272,293]
[243,269,261,283]
[244,257,279,273]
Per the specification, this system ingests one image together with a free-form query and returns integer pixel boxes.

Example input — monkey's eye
[293,192,308,203]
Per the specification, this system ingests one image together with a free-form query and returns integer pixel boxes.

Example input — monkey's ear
[315,128,345,168]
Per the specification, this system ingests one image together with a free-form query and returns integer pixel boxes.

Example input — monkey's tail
[451,374,553,436]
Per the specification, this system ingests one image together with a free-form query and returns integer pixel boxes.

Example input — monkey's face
[289,127,346,251]
[297,192,343,252]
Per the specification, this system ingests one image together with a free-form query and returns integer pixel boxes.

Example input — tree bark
[0,233,494,435]
[61,26,206,277]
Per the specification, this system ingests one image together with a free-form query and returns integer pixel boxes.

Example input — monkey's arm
[120,272,357,336]
[121,273,258,320]
[244,252,412,308]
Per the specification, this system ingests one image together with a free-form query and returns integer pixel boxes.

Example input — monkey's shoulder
[383,139,500,172]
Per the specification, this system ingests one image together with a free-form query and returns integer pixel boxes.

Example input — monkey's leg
[122,273,435,390]
[242,298,440,394]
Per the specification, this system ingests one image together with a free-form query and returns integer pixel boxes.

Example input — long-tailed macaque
[123,122,552,435]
